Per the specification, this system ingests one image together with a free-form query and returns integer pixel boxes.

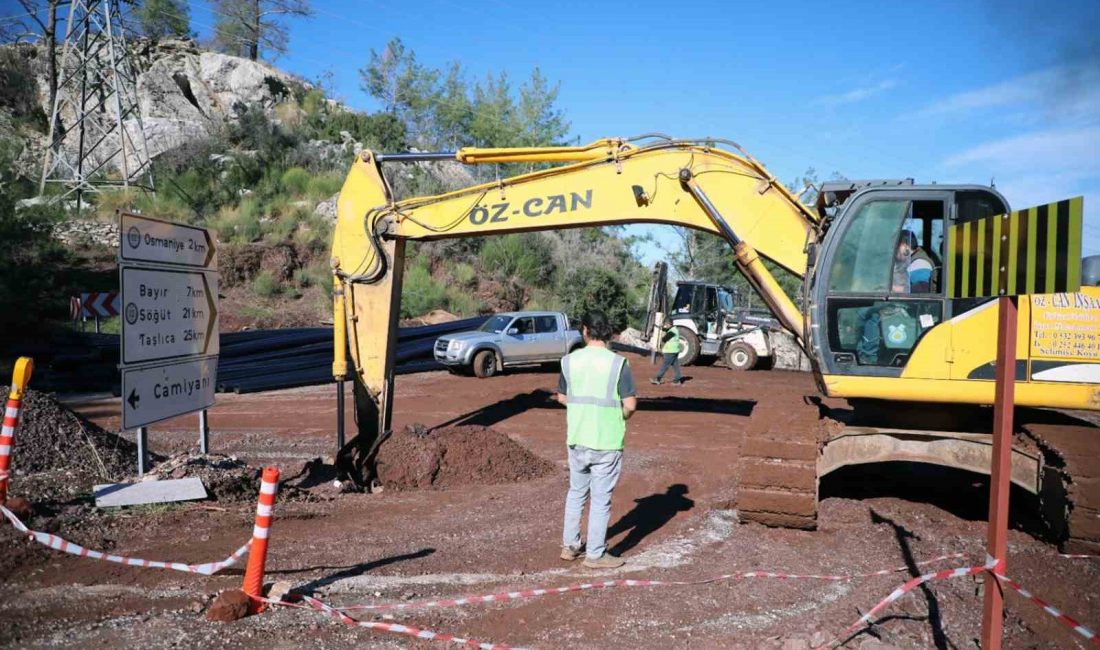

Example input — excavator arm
[330,138,819,483]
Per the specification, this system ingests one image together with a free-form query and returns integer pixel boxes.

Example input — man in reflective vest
[651,322,684,385]
[555,310,638,569]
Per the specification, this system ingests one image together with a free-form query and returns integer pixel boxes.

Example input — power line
[0,10,40,23]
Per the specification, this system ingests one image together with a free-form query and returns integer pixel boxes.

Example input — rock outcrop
[7,38,306,177]
[138,44,298,125]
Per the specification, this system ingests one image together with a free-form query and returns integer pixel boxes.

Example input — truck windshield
[479,315,513,333]
[671,286,695,313]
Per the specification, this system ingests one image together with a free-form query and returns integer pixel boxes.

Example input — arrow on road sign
[121,357,216,430]
[120,268,220,365]
[120,213,217,269]
[80,292,121,318]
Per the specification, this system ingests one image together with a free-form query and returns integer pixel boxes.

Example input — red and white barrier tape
[254,594,525,650]
[994,574,1100,646]
[335,553,968,613]
[1059,553,1100,559]
[1,505,251,575]
[815,557,997,649]
[816,558,1100,649]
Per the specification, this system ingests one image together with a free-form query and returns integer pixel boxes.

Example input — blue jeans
[655,352,682,382]
[563,445,623,559]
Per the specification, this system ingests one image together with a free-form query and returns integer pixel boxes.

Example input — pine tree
[213,0,311,61]
[137,0,190,39]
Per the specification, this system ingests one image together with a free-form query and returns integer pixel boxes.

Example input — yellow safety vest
[562,346,627,450]
[662,327,682,354]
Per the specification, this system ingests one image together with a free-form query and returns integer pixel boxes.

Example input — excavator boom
[330,138,820,477]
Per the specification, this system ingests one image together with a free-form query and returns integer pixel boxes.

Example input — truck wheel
[725,342,757,371]
[676,327,700,366]
[472,350,498,378]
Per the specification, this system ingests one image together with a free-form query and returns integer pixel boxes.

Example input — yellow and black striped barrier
[946,196,1083,298]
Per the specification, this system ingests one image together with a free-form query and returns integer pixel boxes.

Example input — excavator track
[735,396,1100,553]
[1021,410,1100,555]
[734,395,828,530]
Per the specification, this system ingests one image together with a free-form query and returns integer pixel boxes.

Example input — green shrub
[239,304,276,322]
[479,233,553,286]
[557,267,634,332]
[401,263,447,318]
[235,212,263,243]
[291,212,332,253]
[280,167,311,196]
[317,265,335,299]
[264,214,298,243]
[301,104,406,152]
[209,203,263,244]
[450,262,477,288]
[306,171,344,199]
[0,200,78,334]
[526,288,562,313]
[444,289,483,316]
[0,48,47,129]
[238,197,261,220]
[92,189,139,219]
[132,192,192,224]
[252,270,280,297]
[234,199,263,242]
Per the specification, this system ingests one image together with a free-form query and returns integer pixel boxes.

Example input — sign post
[946,197,1083,649]
[980,294,1016,648]
[118,213,219,471]
[199,409,210,454]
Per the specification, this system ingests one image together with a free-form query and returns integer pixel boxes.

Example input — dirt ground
[2,359,1098,649]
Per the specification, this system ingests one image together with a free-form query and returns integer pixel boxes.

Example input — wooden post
[981,295,1017,649]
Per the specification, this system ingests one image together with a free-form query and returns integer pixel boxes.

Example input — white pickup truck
[433,311,583,378]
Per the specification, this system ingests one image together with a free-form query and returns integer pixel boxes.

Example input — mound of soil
[9,390,147,503]
[146,453,323,503]
[147,453,261,502]
[374,424,556,491]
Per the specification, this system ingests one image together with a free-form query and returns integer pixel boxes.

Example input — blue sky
[189,0,1097,263]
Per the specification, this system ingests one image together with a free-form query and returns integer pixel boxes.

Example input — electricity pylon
[39,0,154,206]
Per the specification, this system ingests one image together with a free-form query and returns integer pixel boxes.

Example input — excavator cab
[809,181,1008,377]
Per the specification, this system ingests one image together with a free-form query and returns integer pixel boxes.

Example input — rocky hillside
[0,38,648,336]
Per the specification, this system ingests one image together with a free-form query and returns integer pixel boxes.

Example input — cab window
[718,289,734,312]
[828,200,910,293]
[896,201,944,295]
[825,196,947,369]
[534,315,558,333]
[510,317,535,334]
[671,286,696,314]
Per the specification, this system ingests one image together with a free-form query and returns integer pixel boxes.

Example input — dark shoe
[583,554,625,569]
[560,545,584,561]
[670,379,684,386]
[649,378,661,385]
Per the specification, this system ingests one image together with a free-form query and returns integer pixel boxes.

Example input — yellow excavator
[329,136,1100,551]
